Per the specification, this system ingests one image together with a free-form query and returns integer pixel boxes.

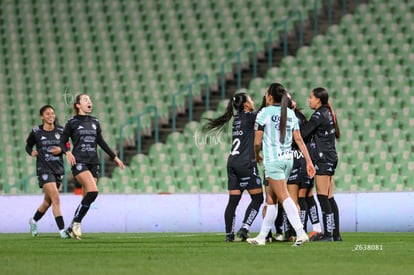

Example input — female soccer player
[26,105,69,239]
[246,83,315,246]
[300,87,341,241]
[287,97,323,239]
[61,94,124,239]
[203,92,263,242]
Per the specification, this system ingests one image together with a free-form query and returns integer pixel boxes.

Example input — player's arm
[25,130,37,157]
[300,112,321,140]
[293,129,315,178]
[96,125,124,170]
[254,124,264,163]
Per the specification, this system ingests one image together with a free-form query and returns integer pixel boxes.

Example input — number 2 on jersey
[230,138,241,155]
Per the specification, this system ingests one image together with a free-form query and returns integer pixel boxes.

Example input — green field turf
[1,232,413,275]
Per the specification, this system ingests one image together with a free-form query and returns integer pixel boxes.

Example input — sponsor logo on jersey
[92,124,97,130]
[41,136,47,140]
[78,125,84,129]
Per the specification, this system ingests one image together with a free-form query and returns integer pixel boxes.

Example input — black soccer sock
[275,204,284,235]
[73,191,98,223]
[33,210,45,222]
[55,216,65,230]
[298,197,308,232]
[329,197,340,238]
[317,194,333,237]
[242,193,264,228]
[307,195,321,225]
[281,209,293,238]
[224,194,241,234]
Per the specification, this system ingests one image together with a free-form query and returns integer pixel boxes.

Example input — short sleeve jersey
[26,125,64,175]
[255,105,299,163]
[227,111,257,168]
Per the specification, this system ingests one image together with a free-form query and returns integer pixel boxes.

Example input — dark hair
[267,83,289,143]
[202,92,248,133]
[39,104,54,116]
[312,87,340,139]
[73,94,87,115]
[39,104,59,126]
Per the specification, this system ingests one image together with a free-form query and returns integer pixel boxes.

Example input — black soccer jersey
[300,105,337,161]
[228,111,257,168]
[61,115,116,164]
[25,125,64,175]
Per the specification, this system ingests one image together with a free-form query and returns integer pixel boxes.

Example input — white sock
[283,197,306,236]
[256,204,278,240]
[312,223,322,233]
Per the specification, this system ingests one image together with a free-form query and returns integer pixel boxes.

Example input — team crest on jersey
[42,174,48,181]
[92,124,97,130]
[55,133,60,140]
[76,163,83,171]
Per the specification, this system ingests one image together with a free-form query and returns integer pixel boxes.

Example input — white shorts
[264,159,293,181]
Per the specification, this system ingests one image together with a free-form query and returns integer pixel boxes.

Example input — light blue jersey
[255,105,299,179]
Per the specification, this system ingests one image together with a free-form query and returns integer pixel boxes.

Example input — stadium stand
[1,0,412,194]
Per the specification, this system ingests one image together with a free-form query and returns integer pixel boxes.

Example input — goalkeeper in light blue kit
[247,83,315,246]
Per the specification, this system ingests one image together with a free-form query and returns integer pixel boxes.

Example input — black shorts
[37,173,62,188]
[314,161,337,176]
[227,165,262,191]
[71,163,100,178]
[287,153,314,189]
[313,150,338,176]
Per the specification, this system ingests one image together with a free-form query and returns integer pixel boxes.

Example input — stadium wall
[0,192,413,233]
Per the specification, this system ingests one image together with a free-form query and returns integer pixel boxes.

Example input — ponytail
[202,93,247,133]
[279,94,288,144]
[267,83,288,143]
[327,102,340,139]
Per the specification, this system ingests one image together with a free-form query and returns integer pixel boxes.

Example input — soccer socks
[317,194,333,237]
[282,197,305,237]
[55,216,65,231]
[329,197,340,238]
[241,193,264,228]
[307,196,322,233]
[256,204,278,240]
[274,204,284,235]
[33,210,45,222]
[73,191,98,223]
[298,197,308,231]
[224,194,241,234]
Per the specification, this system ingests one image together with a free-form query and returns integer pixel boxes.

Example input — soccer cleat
[292,233,309,247]
[246,237,266,246]
[319,235,334,242]
[275,234,289,242]
[60,230,70,239]
[309,231,324,242]
[225,233,234,242]
[333,234,343,241]
[66,227,81,240]
[265,232,276,243]
[72,222,82,237]
[29,218,38,237]
[235,228,249,242]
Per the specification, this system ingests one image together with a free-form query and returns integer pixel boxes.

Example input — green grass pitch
[1,232,413,275]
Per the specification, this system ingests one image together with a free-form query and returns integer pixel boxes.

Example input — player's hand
[255,153,263,163]
[66,151,76,166]
[306,162,316,178]
[114,157,125,170]
[49,146,62,155]
[31,150,38,157]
